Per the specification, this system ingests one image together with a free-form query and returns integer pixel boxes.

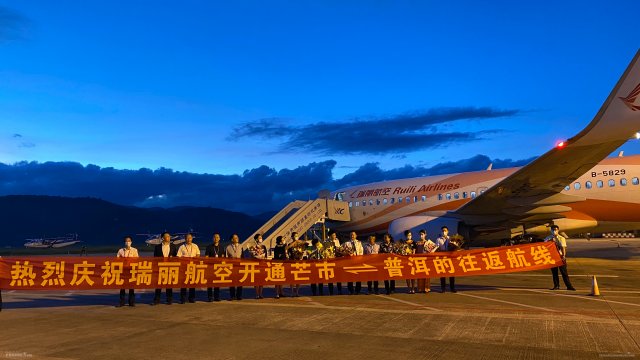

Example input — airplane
[328,49,640,246]
[24,233,82,249]
[138,230,198,246]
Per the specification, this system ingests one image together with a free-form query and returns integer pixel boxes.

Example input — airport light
[635,132,640,140]
[556,141,566,149]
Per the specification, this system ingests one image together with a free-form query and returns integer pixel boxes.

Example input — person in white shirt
[327,231,342,295]
[116,236,139,307]
[347,231,364,295]
[225,234,244,300]
[177,233,201,303]
[363,235,380,295]
[436,226,456,293]
[545,225,576,291]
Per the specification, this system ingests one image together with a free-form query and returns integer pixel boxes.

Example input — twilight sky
[1,1,639,214]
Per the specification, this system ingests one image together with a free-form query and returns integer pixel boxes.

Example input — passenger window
[446,193,451,200]
[574,182,581,190]
[383,198,388,205]
[413,196,418,203]
[398,197,403,203]
[462,192,468,199]
[620,178,627,186]
[355,201,359,207]
[633,177,639,185]
[390,198,395,204]
[421,195,426,202]
[597,180,603,188]
[362,200,367,206]
[608,179,615,187]
[454,192,460,199]
[349,202,353,208]
[438,194,443,201]
[585,181,592,189]
[471,191,476,198]
[376,199,380,205]
[406,196,410,203]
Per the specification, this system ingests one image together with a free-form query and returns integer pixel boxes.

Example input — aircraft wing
[452,50,640,229]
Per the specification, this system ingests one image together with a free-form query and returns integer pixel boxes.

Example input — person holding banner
[436,226,457,293]
[225,233,244,300]
[152,232,178,305]
[380,233,396,295]
[286,232,306,297]
[403,230,417,294]
[250,234,267,299]
[347,231,364,295]
[309,238,325,296]
[545,225,576,291]
[205,233,223,302]
[363,235,380,295]
[273,236,287,299]
[177,233,201,303]
[116,236,139,307]
[415,230,431,294]
[326,231,342,295]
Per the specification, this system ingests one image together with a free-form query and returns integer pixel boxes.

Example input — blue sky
[1,1,639,213]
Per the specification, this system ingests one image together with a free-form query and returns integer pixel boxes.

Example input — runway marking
[374,294,442,312]
[456,292,558,312]
[222,299,443,315]
[526,289,640,307]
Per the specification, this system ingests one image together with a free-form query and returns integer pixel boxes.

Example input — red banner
[0,242,562,290]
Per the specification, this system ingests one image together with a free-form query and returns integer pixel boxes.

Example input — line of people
[114,228,459,307]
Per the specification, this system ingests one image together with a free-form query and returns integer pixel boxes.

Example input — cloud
[10,133,35,148]
[0,6,29,42]
[231,107,519,155]
[0,155,533,214]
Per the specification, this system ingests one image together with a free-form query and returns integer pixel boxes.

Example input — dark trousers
[440,277,455,291]
[0,289,2,311]
[207,287,220,300]
[551,265,574,289]
[367,281,379,294]
[180,288,196,302]
[229,286,243,300]
[154,288,173,303]
[327,283,341,295]
[119,289,135,305]
[311,283,324,296]
[347,282,361,294]
[384,280,396,294]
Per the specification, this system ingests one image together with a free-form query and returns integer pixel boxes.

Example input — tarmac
[1,238,639,360]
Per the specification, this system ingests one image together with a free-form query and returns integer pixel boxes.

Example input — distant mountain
[0,195,264,247]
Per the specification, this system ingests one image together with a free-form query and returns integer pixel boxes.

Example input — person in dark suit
[272,236,287,299]
[152,232,178,305]
[205,233,224,302]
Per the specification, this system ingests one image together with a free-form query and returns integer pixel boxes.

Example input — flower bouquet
[448,234,465,251]
[393,241,414,256]
[334,242,354,257]
[250,244,266,259]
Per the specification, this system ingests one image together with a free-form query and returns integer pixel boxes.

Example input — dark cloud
[332,155,536,188]
[231,107,519,155]
[0,155,533,214]
[12,133,23,138]
[0,6,29,42]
